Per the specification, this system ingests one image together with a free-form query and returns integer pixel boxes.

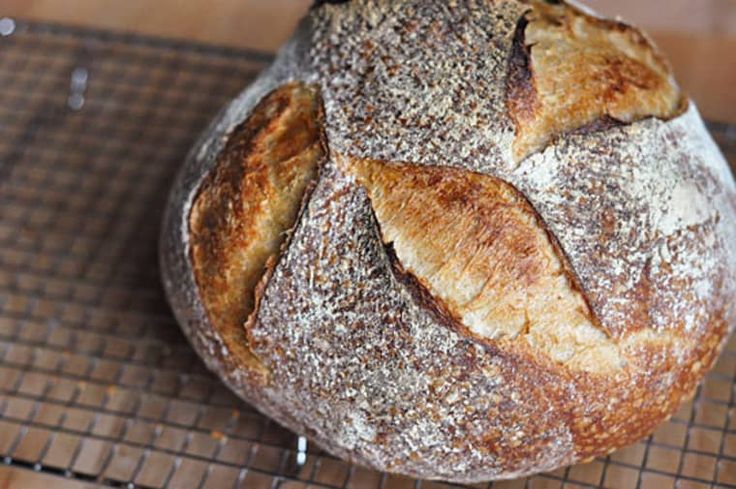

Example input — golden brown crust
[341,156,620,372]
[189,82,326,376]
[507,0,687,161]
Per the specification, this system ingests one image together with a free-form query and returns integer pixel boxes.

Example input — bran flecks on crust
[160,0,736,482]
[309,0,525,171]
[510,106,735,342]
[250,160,578,479]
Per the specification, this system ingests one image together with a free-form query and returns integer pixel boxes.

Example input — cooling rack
[1,17,736,489]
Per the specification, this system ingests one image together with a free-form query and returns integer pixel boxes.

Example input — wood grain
[0,466,98,489]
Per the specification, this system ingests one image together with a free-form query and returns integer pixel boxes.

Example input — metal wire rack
[1,17,736,489]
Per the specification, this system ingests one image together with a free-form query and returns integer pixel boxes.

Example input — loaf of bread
[160,0,736,482]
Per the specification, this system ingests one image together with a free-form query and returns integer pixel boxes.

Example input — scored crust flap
[338,154,621,372]
[508,0,686,161]
[188,82,327,377]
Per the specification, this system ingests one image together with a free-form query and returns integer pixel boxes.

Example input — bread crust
[339,156,621,372]
[160,0,736,482]
[188,82,326,379]
[508,0,686,161]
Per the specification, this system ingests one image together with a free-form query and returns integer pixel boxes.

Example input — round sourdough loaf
[160,0,736,482]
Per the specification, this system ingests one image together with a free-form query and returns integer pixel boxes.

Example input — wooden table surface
[5,0,735,123]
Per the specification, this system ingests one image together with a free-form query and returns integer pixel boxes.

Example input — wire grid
[1,19,736,489]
